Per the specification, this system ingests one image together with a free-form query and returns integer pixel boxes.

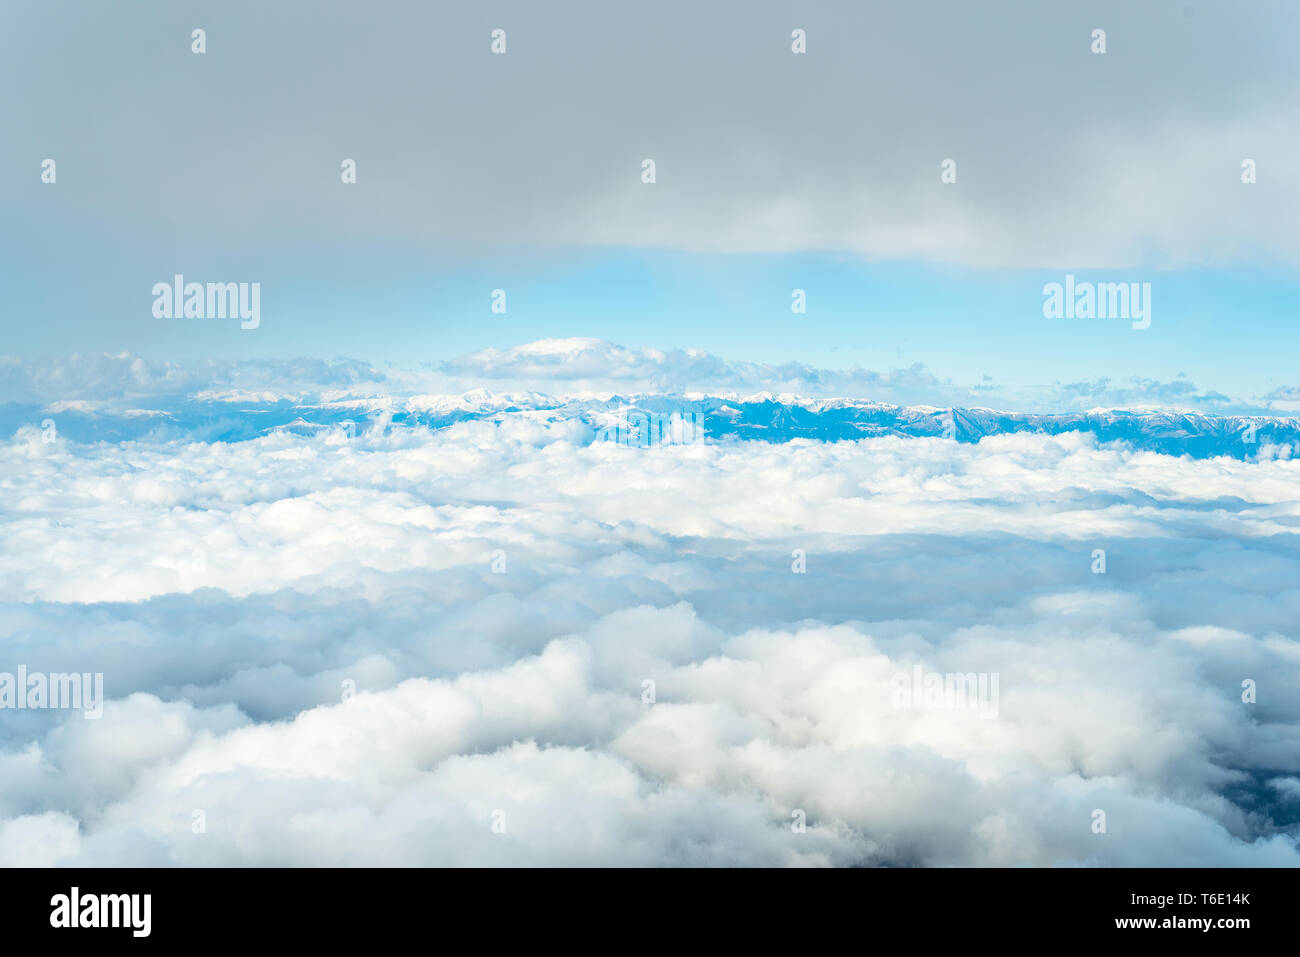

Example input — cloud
[0,354,386,405]
[4,1,1298,269]
[4,341,1294,416]
[0,407,1297,865]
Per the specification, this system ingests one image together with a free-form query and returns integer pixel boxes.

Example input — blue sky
[4,0,1298,408]
[4,217,1298,404]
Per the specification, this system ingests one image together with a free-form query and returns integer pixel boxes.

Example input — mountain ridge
[8,392,1298,460]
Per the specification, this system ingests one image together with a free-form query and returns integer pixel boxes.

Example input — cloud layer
[1,406,1298,865]
[4,339,1295,417]
[4,1,1298,268]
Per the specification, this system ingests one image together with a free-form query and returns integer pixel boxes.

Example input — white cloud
[3,344,1290,416]
[0,409,1297,865]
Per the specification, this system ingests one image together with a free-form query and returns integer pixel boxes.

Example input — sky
[1,1,1298,870]
[2,0,1298,407]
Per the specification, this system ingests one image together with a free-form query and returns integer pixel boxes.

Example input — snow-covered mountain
[9,391,1297,459]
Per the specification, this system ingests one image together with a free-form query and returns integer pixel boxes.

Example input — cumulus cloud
[1,404,1297,865]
